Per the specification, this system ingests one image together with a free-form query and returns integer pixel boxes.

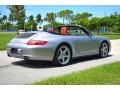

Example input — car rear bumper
[7,43,56,61]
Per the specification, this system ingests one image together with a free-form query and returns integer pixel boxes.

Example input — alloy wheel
[100,42,109,57]
[57,46,71,65]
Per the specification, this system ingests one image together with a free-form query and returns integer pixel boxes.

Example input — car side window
[68,26,88,36]
[68,27,77,35]
[77,28,88,36]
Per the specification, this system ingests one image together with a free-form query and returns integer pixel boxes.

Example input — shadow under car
[12,54,112,68]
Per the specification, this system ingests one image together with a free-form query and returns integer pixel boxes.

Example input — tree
[7,5,25,34]
[26,15,37,31]
[99,16,114,33]
[0,18,2,28]
[2,15,7,31]
[77,12,92,19]
[67,14,75,24]
[89,17,100,34]
[36,14,43,27]
[28,15,34,31]
[73,12,92,28]
[110,12,120,32]
[23,16,28,31]
[43,22,62,32]
[44,12,56,28]
[0,13,2,29]
[9,14,14,29]
[58,10,73,24]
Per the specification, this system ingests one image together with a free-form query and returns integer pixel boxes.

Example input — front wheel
[53,45,72,66]
[99,42,109,58]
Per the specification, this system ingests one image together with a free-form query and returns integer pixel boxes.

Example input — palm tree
[2,15,7,31]
[36,14,43,27]
[9,14,14,29]
[28,15,34,31]
[58,10,73,24]
[58,10,66,24]
[0,18,2,29]
[23,16,28,31]
[7,5,25,34]
[0,13,2,29]
[44,12,56,28]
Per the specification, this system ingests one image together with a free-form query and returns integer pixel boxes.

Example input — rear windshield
[16,33,36,39]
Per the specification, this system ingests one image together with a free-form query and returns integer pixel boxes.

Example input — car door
[73,27,98,56]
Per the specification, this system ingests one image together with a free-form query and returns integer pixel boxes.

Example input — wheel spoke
[60,48,63,54]
[101,48,104,52]
[58,55,61,60]
[63,48,67,53]
[57,46,71,65]
[100,43,108,57]
[62,57,65,63]
[64,54,70,58]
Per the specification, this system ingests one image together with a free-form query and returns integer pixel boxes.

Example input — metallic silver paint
[7,28,111,61]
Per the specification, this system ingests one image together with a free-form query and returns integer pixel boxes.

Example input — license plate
[10,48,18,54]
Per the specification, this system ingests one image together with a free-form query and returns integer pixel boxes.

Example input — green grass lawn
[32,62,120,85]
[97,33,120,40]
[0,32,17,50]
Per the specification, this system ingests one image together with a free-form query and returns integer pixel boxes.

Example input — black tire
[99,42,109,58]
[53,44,72,66]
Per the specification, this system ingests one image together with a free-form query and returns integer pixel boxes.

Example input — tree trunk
[12,21,14,29]
[97,26,99,35]
[5,20,7,32]
[16,29,19,35]
[51,23,53,28]
[63,17,64,25]
[31,24,32,31]
[16,21,19,35]
[6,23,7,31]
[24,21,25,31]
[16,12,19,35]
[51,21,54,28]
[105,26,107,34]
[31,22,33,31]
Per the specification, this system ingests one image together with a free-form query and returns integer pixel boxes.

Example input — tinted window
[16,33,36,39]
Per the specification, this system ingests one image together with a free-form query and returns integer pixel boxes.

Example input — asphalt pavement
[0,39,120,85]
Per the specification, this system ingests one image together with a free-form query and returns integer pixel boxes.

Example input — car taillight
[27,40,48,45]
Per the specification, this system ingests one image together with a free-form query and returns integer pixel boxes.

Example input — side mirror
[88,33,92,37]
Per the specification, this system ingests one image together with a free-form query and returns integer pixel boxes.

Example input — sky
[0,5,120,25]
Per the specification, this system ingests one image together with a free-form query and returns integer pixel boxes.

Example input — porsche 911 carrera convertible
[7,25,111,66]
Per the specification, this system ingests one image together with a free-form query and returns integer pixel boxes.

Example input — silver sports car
[7,25,111,66]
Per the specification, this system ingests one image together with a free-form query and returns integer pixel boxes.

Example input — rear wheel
[53,45,72,66]
[99,42,109,58]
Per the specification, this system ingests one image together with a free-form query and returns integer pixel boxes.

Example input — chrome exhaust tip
[24,56,30,60]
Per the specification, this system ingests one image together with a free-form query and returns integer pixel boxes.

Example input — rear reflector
[27,40,48,45]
